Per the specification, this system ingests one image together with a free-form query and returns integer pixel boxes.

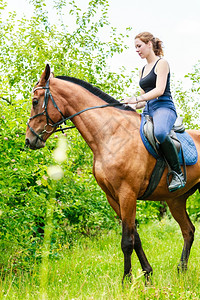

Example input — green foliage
[136,200,166,223]
[185,61,200,92]
[172,62,200,129]
[0,0,133,100]
[0,0,133,271]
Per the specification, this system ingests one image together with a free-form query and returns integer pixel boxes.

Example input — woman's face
[135,38,151,59]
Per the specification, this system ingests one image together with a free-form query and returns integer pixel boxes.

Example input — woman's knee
[152,108,177,144]
[154,129,168,144]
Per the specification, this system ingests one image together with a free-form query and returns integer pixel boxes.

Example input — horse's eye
[33,99,38,107]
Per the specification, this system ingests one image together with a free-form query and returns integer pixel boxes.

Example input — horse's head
[25,64,62,149]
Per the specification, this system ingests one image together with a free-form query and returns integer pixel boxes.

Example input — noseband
[27,79,127,142]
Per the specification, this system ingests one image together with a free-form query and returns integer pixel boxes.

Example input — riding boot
[159,135,186,192]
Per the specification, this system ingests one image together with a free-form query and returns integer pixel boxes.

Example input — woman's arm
[135,89,146,109]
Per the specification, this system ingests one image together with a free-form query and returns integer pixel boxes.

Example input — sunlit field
[1,218,200,299]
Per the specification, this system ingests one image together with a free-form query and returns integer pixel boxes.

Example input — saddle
[139,115,186,200]
[143,115,185,155]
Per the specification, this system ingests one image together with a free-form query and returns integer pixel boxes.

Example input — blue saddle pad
[140,114,198,166]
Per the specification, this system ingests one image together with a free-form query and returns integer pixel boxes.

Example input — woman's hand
[136,101,146,109]
[122,96,137,109]
[123,96,137,104]
[122,96,146,110]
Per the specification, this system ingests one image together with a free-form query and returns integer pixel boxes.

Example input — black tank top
[139,58,171,98]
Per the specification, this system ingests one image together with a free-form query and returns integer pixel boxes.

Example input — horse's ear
[39,64,51,85]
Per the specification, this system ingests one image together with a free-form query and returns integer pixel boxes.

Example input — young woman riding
[125,31,185,192]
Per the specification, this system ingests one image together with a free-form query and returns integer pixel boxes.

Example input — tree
[0,0,137,270]
[172,61,200,130]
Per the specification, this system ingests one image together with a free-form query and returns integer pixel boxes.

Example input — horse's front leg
[107,193,152,283]
[134,228,153,282]
[121,220,135,282]
[120,191,137,284]
[121,221,153,284]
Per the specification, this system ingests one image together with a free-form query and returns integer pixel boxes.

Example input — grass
[0,218,200,299]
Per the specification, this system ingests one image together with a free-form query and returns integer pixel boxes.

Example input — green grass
[1,218,200,299]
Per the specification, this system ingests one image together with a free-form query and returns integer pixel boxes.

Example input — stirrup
[167,171,186,192]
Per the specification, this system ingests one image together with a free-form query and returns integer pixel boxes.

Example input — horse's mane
[56,76,135,112]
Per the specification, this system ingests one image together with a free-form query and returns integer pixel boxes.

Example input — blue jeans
[151,108,177,144]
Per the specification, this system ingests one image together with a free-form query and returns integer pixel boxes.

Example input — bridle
[27,79,127,142]
[27,79,67,142]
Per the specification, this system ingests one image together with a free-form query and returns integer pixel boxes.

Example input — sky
[4,0,200,86]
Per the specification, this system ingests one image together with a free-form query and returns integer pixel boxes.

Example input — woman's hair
[135,32,164,57]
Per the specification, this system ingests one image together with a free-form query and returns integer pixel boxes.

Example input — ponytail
[135,32,164,57]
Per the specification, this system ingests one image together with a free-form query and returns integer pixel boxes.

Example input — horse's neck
[54,80,139,154]
[67,92,116,151]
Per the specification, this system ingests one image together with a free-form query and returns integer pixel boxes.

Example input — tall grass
[0,218,200,299]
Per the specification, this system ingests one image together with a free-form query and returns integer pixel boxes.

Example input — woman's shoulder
[157,58,169,67]
[156,58,170,72]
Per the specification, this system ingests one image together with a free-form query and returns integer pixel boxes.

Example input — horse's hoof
[177,263,187,274]
[122,273,132,288]
[144,270,153,286]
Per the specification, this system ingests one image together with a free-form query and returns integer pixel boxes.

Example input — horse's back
[187,129,200,146]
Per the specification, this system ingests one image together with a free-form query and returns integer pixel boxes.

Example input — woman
[125,31,185,192]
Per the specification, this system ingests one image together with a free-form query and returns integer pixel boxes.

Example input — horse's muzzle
[25,136,45,150]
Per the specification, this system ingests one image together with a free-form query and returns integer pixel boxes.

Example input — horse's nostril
[25,138,30,146]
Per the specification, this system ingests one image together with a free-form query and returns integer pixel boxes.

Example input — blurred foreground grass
[0,218,200,299]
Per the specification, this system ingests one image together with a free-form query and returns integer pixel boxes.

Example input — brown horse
[26,64,200,282]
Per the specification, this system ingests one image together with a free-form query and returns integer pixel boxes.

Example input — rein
[27,80,129,142]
